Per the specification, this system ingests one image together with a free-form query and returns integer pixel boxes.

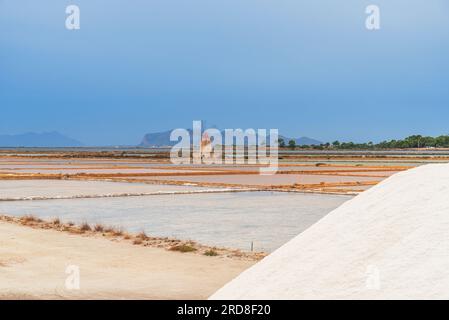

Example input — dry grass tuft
[133,239,143,245]
[136,231,149,240]
[69,228,85,235]
[93,224,104,232]
[170,244,197,253]
[112,229,123,236]
[20,215,42,224]
[80,222,91,232]
[204,249,219,256]
[108,227,123,236]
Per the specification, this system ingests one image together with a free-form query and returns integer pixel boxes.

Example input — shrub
[137,231,149,240]
[20,215,42,223]
[133,239,143,245]
[105,226,123,236]
[80,222,91,231]
[204,249,218,256]
[170,244,197,253]
[111,228,123,236]
[94,224,104,232]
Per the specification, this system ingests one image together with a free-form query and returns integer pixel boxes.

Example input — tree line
[278,135,449,150]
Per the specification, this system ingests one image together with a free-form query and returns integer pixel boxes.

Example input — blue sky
[1,0,448,145]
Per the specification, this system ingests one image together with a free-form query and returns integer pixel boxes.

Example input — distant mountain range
[139,130,322,147]
[281,136,322,146]
[0,132,83,147]
[140,130,182,147]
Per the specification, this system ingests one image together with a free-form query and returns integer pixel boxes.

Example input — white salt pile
[211,164,449,299]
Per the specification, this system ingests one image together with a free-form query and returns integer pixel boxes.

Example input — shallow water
[0,192,350,252]
[0,180,212,200]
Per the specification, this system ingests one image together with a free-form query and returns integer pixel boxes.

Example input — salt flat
[0,192,350,252]
[0,180,216,200]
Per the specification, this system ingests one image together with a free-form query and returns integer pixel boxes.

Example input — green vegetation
[288,139,296,149]
[286,135,449,150]
[278,138,286,148]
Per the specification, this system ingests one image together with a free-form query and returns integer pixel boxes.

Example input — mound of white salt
[210,164,449,299]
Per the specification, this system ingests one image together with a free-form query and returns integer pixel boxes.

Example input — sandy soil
[0,221,254,300]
